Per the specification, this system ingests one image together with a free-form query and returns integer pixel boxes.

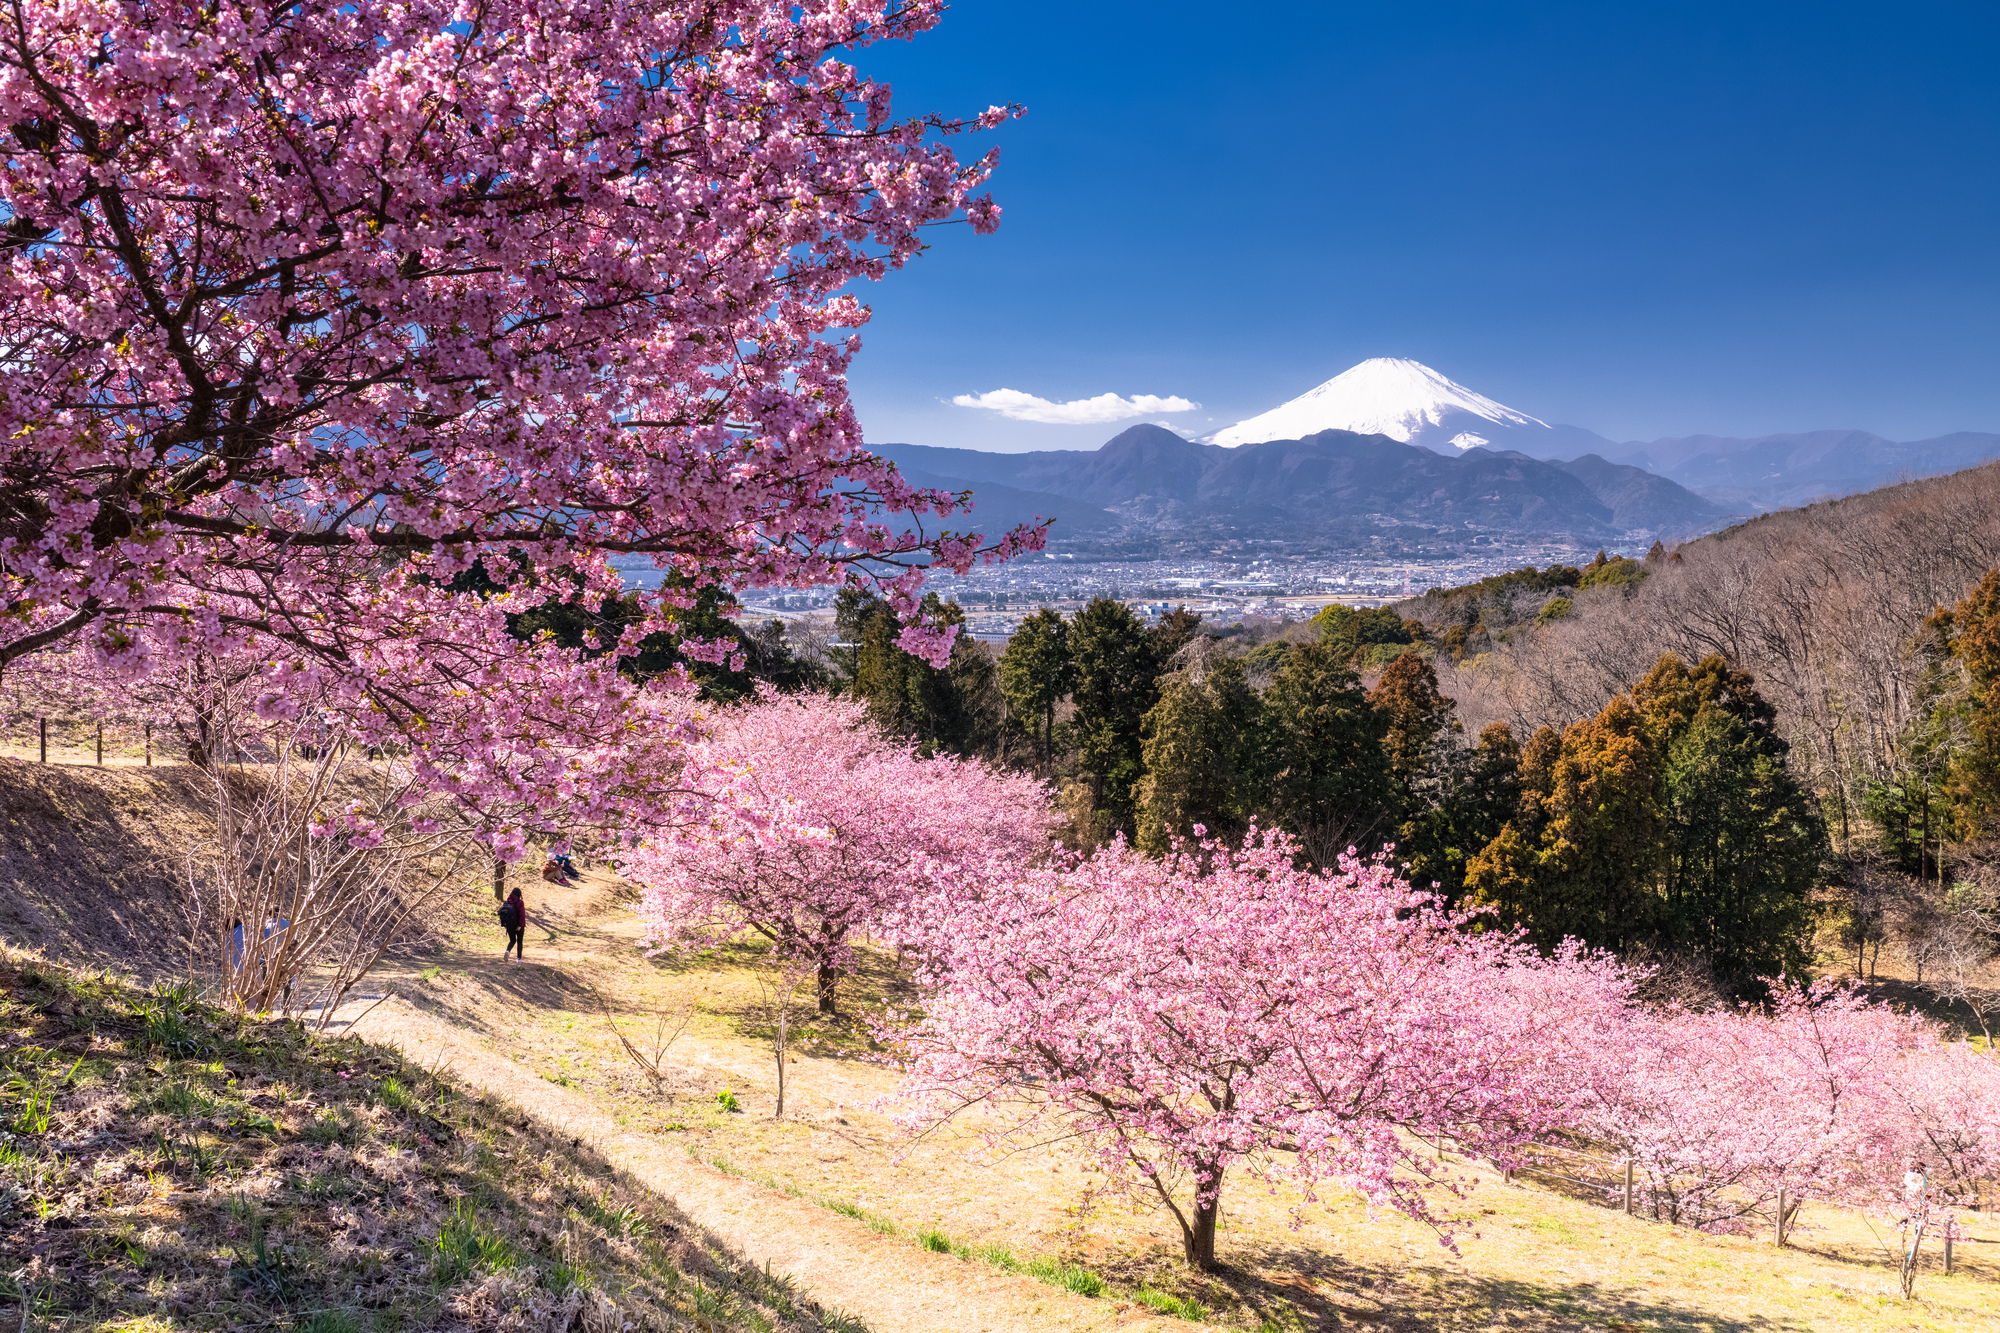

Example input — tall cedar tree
[1422,723,1529,904]
[1261,640,1394,864]
[1136,657,1264,855]
[1467,697,1661,952]
[998,608,1075,775]
[1635,653,1826,987]
[1069,597,1162,833]
[1367,654,1466,894]
[1658,709,1825,986]
[1934,569,2000,838]
[1151,605,1207,662]
[839,591,1008,759]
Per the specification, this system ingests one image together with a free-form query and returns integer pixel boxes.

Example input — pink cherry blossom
[0,0,1042,829]
[891,829,1632,1270]
[621,688,1053,1013]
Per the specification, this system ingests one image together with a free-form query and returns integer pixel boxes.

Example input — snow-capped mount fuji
[1210,357,1614,457]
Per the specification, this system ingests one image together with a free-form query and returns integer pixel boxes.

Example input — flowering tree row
[1577,980,2000,1234]
[627,693,2000,1280]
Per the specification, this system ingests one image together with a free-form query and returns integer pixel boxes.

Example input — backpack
[498,899,522,930]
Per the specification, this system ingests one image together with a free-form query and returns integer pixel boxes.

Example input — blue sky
[843,1,2000,453]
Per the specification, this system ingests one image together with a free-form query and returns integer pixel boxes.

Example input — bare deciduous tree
[590,980,695,1099]
[187,720,475,1027]
[1911,874,2000,1041]
[752,965,811,1120]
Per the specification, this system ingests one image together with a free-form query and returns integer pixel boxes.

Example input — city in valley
[721,541,1618,641]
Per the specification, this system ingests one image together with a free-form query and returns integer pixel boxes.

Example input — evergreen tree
[1369,654,1455,802]
[1468,651,1825,990]
[505,575,822,699]
[998,608,1075,775]
[1136,657,1263,855]
[1411,721,1522,904]
[1659,707,1826,988]
[841,590,1006,758]
[1310,604,1421,667]
[1366,653,1458,887]
[1467,699,1661,952]
[1069,596,1161,833]
[1261,640,1393,864]
[1150,604,1206,663]
[1930,570,2000,838]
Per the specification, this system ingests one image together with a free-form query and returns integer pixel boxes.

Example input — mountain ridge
[875,425,1734,548]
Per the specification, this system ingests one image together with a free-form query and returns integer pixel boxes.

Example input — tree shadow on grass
[643,937,920,1065]
[395,952,599,1042]
[1097,1244,1809,1332]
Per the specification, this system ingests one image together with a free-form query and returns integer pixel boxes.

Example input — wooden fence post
[39,716,46,763]
[1945,1230,1954,1274]
[95,723,103,766]
[1776,1189,1788,1246]
[144,722,151,767]
[1623,1158,1635,1215]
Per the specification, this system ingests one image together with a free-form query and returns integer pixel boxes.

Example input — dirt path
[329,885,1175,1333]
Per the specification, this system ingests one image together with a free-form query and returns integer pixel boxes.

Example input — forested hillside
[1403,462,2000,1014]
[820,464,2000,1016]
[1418,462,2000,857]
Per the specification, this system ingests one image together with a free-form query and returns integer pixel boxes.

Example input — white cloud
[951,387,1199,425]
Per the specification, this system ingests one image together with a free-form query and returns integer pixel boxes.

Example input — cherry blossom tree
[1575,982,1930,1232]
[1574,977,2000,1294]
[0,0,1040,838]
[622,689,1052,1014]
[892,829,1631,1270]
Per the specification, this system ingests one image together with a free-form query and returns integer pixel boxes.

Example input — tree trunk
[774,1002,788,1118]
[817,961,838,1016]
[1182,1196,1220,1270]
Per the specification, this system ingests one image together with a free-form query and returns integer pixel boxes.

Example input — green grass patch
[1023,1254,1105,1297]
[433,1199,521,1284]
[1137,1287,1209,1320]
[821,1197,897,1235]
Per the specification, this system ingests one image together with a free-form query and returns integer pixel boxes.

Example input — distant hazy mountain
[1210,358,1617,458]
[874,423,1728,547]
[1598,430,2000,511]
[1553,455,1735,531]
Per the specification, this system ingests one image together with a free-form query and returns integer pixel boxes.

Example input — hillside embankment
[0,758,212,975]
[0,943,863,1332]
[7,755,2000,1332]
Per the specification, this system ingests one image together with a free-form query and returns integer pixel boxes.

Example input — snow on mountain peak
[1210,358,1547,448]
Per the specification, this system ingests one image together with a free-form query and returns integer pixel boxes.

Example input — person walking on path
[500,887,527,961]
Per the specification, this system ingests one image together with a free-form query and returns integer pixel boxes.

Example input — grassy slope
[0,945,864,1332]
